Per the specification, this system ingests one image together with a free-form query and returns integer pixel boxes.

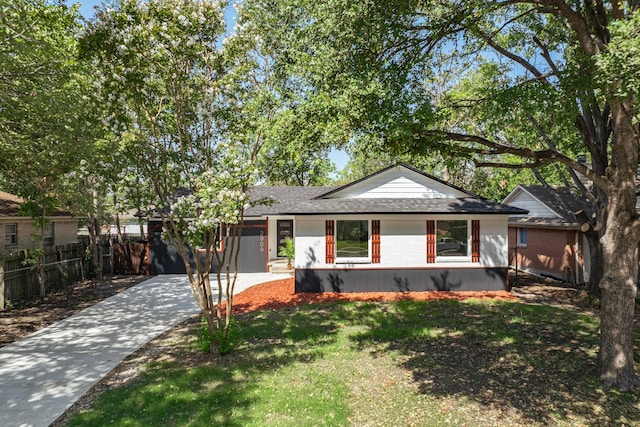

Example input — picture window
[436,220,468,257]
[336,220,369,259]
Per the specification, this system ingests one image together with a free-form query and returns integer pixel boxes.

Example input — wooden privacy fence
[0,242,114,309]
[1,243,87,307]
[0,240,150,309]
[112,241,148,275]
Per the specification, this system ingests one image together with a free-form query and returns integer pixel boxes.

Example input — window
[43,222,54,247]
[436,220,468,257]
[336,220,369,259]
[5,223,17,246]
[517,228,527,246]
[428,219,479,263]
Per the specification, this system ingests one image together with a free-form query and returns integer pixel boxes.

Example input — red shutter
[326,220,335,263]
[426,220,435,263]
[372,220,381,263]
[472,220,480,262]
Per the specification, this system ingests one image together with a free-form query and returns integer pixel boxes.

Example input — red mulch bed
[229,277,518,315]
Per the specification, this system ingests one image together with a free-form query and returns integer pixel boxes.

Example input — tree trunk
[90,190,103,280]
[0,260,4,310]
[39,202,46,298]
[598,226,639,390]
[597,101,640,390]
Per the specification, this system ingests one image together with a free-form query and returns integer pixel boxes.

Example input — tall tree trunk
[38,200,46,298]
[597,102,640,390]
[87,188,103,280]
[599,220,639,390]
[0,256,5,310]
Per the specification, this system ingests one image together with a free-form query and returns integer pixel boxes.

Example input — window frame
[334,219,371,264]
[517,227,527,247]
[5,223,17,246]
[435,219,471,262]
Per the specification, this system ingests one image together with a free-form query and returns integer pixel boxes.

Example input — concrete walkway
[0,273,285,427]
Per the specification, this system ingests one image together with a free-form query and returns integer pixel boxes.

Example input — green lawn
[67,300,640,426]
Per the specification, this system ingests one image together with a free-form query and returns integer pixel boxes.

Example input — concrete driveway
[0,273,283,427]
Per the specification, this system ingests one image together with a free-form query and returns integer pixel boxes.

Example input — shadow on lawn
[348,300,640,425]
[68,306,347,427]
[235,299,640,425]
[70,297,639,426]
[231,298,639,425]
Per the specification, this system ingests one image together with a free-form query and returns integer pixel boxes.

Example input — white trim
[575,231,580,284]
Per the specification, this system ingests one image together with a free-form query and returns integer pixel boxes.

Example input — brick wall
[508,226,583,282]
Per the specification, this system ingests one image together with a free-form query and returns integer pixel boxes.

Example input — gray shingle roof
[245,186,338,217]
[517,185,593,224]
[0,191,23,216]
[0,191,73,217]
[278,198,527,215]
[246,186,527,217]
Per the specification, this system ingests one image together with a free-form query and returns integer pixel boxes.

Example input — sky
[64,0,350,172]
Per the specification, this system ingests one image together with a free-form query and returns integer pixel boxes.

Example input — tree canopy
[0,0,99,213]
[243,0,640,389]
[80,0,288,352]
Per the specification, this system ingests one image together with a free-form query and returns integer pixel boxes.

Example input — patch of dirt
[508,271,599,312]
[0,275,149,348]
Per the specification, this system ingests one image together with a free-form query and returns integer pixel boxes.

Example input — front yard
[54,275,639,426]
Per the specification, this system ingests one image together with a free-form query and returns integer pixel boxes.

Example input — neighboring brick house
[502,185,593,283]
[0,191,78,253]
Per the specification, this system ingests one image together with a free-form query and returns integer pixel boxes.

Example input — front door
[277,220,293,257]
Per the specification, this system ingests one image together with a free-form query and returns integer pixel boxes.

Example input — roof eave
[281,210,525,216]
[508,220,582,230]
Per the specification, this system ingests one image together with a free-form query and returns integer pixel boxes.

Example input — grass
[67,299,640,426]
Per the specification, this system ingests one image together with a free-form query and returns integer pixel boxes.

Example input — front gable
[502,186,562,218]
[320,164,471,199]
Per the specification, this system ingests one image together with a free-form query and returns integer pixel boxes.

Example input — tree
[80,0,275,353]
[0,0,102,294]
[259,138,336,186]
[339,135,541,201]
[245,0,640,389]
